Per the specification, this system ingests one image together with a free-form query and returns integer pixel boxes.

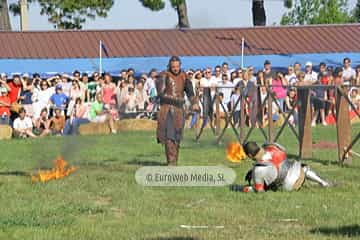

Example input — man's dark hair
[82,73,88,77]
[319,62,326,67]
[343,57,351,63]
[18,107,26,114]
[243,141,260,157]
[222,62,228,67]
[73,70,80,76]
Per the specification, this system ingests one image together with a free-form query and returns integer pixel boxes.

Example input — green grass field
[0,125,359,240]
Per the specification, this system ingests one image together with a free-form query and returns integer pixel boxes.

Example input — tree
[10,0,114,29]
[0,0,11,30]
[281,0,355,25]
[140,0,190,28]
[252,0,293,26]
[353,0,360,22]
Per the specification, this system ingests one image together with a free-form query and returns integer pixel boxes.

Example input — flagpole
[241,37,244,69]
[99,40,102,74]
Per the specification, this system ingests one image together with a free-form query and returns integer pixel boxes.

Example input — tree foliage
[139,0,190,28]
[10,0,114,29]
[281,0,355,25]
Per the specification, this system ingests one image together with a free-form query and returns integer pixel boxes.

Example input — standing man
[156,56,196,166]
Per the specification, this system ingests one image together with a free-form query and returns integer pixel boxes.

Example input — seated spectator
[67,80,84,117]
[33,108,51,137]
[49,85,69,114]
[63,98,90,135]
[89,93,117,134]
[49,108,66,135]
[13,108,37,138]
[0,87,11,125]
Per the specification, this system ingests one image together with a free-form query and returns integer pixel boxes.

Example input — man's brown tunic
[156,70,194,164]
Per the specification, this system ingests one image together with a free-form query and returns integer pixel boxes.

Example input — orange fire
[31,156,77,183]
[226,142,246,163]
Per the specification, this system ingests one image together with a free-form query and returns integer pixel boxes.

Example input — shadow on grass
[287,153,339,166]
[0,171,30,176]
[310,225,360,237]
[127,159,167,166]
[147,237,198,240]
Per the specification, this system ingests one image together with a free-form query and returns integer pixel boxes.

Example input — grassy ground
[0,125,359,240]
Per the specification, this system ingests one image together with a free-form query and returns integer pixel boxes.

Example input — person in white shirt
[221,62,231,79]
[211,66,223,85]
[285,65,297,86]
[13,107,37,138]
[32,80,55,118]
[218,74,234,106]
[304,62,318,84]
[342,58,356,85]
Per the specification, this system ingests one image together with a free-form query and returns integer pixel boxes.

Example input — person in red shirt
[7,75,22,104]
[0,87,11,125]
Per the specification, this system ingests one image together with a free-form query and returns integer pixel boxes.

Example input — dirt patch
[312,141,338,149]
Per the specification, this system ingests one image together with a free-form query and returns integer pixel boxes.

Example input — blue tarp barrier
[0,52,359,78]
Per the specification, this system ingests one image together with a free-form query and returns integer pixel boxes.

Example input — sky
[8,0,358,31]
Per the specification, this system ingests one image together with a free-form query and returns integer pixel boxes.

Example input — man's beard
[170,69,180,76]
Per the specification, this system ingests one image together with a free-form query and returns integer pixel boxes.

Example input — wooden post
[267,91,274,143]
[215,94,220,136]
[298,88,312,159]
[336,87,352,165]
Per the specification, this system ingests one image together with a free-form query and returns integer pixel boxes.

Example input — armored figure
[156,56,196,165]
[241,141,331,192]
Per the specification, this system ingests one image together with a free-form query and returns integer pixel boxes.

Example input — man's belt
[159,96,185,108]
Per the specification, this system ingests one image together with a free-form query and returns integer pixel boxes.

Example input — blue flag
[101,42,109,57]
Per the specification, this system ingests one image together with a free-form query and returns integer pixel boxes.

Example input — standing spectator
[230,71,238,84]
[102,73,118,120]
[64,98,90,135]
[355,65,360,86]
[231,87,241,127]
[271,72,288,111]
[49,108,66,135]
[19,77,33,117]
[285,87,298,126]
[67,80,84,117]
[135,81,149,111]
[0,87,11,125]
[89,92,117,134]
[87,74,99,102]
[263,60,275,80]
[49,85,69,114]
[285,65,297,86]
[304,62,318,84]
[124,86,137,113]
[59,74,72,97]
[311,80,327,126]
[233,69,243,86]
[8,74,22,104]
[247,66,257,83]
[222,62,231,79]
[294,62,302,75]
[218,74,233,110]
[212,66,223,85]
[13,108,37,138]
[144,70,157,98]
[342,57,356,85]
[256,71,265,86]
[32,80,54,119]
[318,62,327,79]
[33,108,51,137]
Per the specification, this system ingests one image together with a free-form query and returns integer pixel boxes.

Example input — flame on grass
[31,156,77,183]
[226,142,246,163]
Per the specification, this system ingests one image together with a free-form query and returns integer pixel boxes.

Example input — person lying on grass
[231,141,331,193]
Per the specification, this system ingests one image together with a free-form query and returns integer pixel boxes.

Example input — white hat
[22,73,30,78]
[305,61,312,67]
[0,73,7,78]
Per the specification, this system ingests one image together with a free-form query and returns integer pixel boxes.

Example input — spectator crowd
[0,57,359,139]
